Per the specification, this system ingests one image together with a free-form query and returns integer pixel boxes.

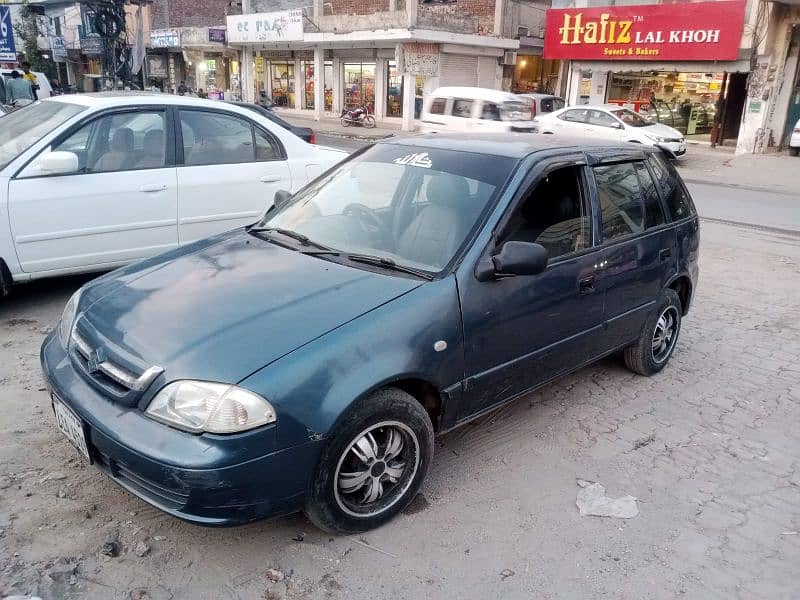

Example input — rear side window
[452,99,474,118]
[429,98,446,115]
[594,162,645,241]
[560,109,588,123]
[481,102,501,121]
[647,153,696,220]
[634,161,665,228]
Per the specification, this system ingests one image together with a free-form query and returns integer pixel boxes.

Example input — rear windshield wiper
[303,250,433,280]
[247,226,332,251]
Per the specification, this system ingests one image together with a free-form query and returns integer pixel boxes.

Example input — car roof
[428,87,522,103]
[44,92,234,110]
[380,133,653,159]
[520,93,563,100]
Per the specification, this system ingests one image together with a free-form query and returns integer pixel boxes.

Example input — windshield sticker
[393,152,432,168]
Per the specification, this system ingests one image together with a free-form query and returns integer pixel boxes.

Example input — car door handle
[259,176,281,183]
[579,275,596,294]
[139,184,166,193]
[659,248,672,261]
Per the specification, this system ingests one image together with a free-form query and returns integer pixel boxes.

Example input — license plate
[53,395,91,462]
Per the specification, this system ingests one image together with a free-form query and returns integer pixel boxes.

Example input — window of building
[302,61,314,110]
[452,99,473,118]
[500,166,590,260]
[595,162,648,241]
[344,62,375,113]
[386,60,403,118]
[270,61,295,107]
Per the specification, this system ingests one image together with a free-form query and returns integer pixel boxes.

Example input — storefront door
[343,62,375,113]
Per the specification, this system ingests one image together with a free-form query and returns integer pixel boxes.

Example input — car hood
[80,231,422,383]
[640,122,683,139]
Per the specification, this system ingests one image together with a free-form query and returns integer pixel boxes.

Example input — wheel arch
[0,258,12,298]
[667,274,693,315]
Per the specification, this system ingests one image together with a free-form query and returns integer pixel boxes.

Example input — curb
[316,130,396,142]
[681,177,793,195]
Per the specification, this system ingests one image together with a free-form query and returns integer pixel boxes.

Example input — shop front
[227,9,518,130]
[545,1,750,146]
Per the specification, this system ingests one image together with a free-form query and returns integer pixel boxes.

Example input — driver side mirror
[475,241,549,281]
[273,189,292,210]
[39,151,79,175]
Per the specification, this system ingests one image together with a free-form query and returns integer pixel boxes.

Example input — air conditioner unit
[502,51,517,66]
[517,26,529,38]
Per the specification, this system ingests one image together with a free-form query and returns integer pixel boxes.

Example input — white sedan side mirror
[39,151,80,175]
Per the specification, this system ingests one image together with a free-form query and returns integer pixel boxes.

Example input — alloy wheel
[334,421,419,518]
[652,306,679,363]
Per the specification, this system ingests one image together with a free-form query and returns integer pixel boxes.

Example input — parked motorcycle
[340,106,376,128]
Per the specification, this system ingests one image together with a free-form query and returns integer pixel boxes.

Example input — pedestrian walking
[6,71,34,104]
[21,62,39,100]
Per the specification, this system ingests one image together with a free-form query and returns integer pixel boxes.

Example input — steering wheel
[342,203,392,241]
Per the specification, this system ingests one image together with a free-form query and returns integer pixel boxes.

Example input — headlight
[645,133,666,143]
[145,381,276,434]
[58,289,82,345]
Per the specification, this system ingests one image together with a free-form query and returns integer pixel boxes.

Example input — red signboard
[543,1,746,61]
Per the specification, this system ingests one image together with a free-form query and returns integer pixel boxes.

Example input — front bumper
[40,332,322,526]
[660,140,687,156]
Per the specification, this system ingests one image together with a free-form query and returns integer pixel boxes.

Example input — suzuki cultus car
[42,135,699,533]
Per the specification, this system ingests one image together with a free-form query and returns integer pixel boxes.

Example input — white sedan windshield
[260,145,516,272]
[0,101,86,171]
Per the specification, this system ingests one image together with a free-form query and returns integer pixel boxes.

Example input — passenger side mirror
[39,151,79,175]
[613,121,624,129]
[273,189,292,210]
[476,241,549,281]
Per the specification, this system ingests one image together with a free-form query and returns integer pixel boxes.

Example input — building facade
[228,0,519,130]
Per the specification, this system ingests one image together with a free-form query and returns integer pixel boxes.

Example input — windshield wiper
[246,226,332,251]
[302,250,433,280]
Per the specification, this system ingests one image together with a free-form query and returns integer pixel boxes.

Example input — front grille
[664,137,683,143]
[70,325,163,398]
[94,451,189,510]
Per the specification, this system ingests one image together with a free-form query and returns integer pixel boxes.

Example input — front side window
[54,110,167,173]
[610,108,653,127]
[180,110,281,166]
[452,99,474,118]
[588,110,620,128]
[500,165,590,260]
[259,145,516,272]
[0,101,86,171]
[429,98,446,115]
[595,162,646,241]
[647,153,695,221]
[560,109,588,123]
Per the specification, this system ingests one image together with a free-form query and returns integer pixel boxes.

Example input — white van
[419,87,535,134]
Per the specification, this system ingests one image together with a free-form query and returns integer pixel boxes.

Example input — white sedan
[0,93,345,293]
[533,105,686,156]
[790,116,800,157]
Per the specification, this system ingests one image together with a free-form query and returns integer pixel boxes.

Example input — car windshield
[610,108,653,127]
[0,101,86,171]
[501,100,532,121]
[257,144,517,273]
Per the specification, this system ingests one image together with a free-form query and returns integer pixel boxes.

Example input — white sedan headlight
[146,381,276,434]
[645,133,667,143]
[59,289,82,345]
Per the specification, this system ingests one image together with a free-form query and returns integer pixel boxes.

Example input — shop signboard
[226,9,303,44]
[80,35,104,56]
[397,43,439,77]
[208,28,226,43]
[0,6,17,63]
[147,55,168,78]
[151,29,179,48]
[51,36,67,62]
[544,0,746,61]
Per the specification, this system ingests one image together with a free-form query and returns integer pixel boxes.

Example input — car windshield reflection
[258,145,516,273]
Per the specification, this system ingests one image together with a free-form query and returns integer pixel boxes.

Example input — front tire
[790,147,799,157]
[623,289,682,376]
[304,388,434,534]
[363,115,376,128]
[341,117,351,127]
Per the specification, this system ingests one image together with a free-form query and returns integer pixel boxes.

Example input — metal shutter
[477,56,497,89]
[439,54,478,87]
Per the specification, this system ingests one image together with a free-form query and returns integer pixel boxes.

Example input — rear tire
[304,388,434,534]
[341,117,351,127]
[790,147,799,157]
[623,289,682,376]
